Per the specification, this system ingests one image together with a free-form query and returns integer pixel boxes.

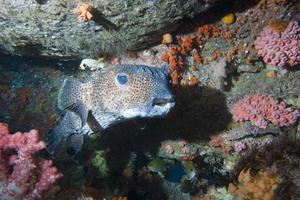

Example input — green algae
[91,150,110,178]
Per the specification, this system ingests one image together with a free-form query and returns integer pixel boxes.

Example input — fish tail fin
[46,112,85,157]
[46,124,66,156]
[58,78,89,127]
[46,127,84,158]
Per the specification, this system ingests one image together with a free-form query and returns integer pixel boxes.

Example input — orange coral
[177,35,196,55]
[160,29,208,85]
[161,52,169,62]
[171,71,179,84]
[193,54,202,64]
[196,25,221,39]
[225,45,239,63]
[228,168,280,200]
[268,19,289,33]
[266,70,277,79]
[211,49,224,61]
[73,3,93,21]
[189,76,199,86]
[223,31,233,41]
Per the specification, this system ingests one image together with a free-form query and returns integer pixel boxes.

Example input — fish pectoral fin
[158,171,166,178]
[133,118,149,130]
[66,132,84,156]
[87,110,103,133]
[65,100,88,128]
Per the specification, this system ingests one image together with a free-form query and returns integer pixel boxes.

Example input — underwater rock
[0,0,223,59]
[237,63,263,73]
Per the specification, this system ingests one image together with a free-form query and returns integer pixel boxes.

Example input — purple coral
[231,94,299,128]
[254,21,300,68]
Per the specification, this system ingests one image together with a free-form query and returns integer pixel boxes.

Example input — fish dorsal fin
[58,78,89,128]
[66,132,84,156]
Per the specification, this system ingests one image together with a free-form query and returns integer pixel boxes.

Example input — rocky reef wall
[0,0,221,59]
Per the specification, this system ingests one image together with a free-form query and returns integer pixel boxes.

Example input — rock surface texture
[0,0,220,59]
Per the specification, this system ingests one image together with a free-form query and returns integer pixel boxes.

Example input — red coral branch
[0,123,62,200]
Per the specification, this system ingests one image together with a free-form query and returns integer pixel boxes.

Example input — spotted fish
[46,64,175,157]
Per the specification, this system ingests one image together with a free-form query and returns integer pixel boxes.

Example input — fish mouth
[152,97,175,107]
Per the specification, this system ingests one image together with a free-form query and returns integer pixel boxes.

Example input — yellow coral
[222,13,236,25]
[228,168,280,200]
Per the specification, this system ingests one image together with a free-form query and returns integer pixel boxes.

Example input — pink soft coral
[254,21,300,68]
[231,94,299,128]
[73,3,93,21]
[0,123,62,200]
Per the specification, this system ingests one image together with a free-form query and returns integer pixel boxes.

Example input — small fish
[147,158,174,177]
[182,160,198,180]
[47,64,175,157]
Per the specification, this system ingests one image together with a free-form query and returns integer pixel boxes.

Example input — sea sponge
[254,21,300,68]
[222,13,236,25]
[162,33,173,45]
[231,94,299,128]
[228,168,280,200]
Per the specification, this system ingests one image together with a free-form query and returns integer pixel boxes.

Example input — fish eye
[116,73,128,85]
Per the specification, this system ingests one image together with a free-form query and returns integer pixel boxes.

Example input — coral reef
[1,0,300,199]
[159,140,198,160]
[254,21,300,69]
[231,94,299,128]
[0,123,62,200]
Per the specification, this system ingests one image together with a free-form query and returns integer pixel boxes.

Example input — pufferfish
[46,64,175,156]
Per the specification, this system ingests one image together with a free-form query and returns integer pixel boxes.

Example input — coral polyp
[254,21,300,69]
[231,94,299,128]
